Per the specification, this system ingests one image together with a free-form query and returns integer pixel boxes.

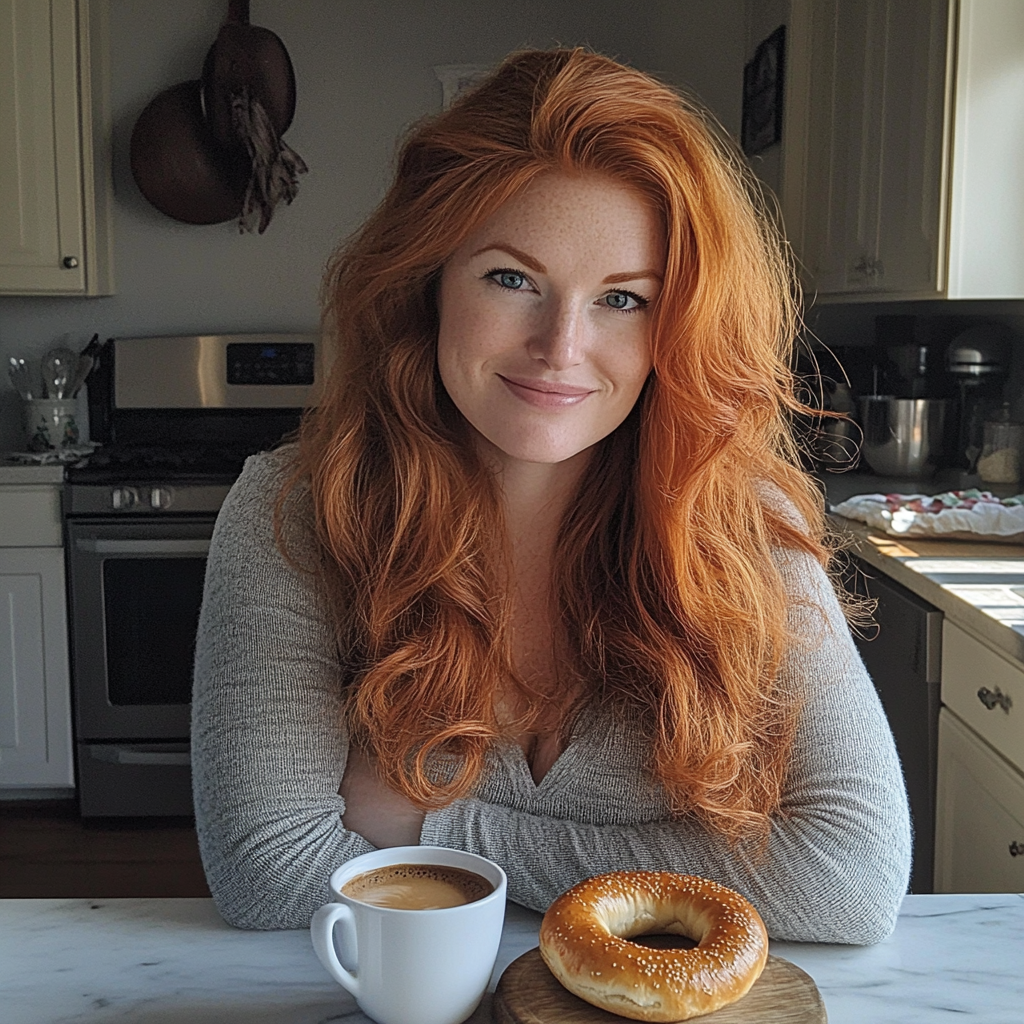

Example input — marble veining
[2,894,1022,1023]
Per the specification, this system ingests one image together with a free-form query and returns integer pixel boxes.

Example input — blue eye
[603,291,646,312]
[486,268,528,290]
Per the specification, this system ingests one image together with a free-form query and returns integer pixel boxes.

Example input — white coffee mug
[311,845,507,1024]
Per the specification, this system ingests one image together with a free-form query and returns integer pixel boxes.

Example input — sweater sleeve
[191,450,373,930]
[420,548,912,944]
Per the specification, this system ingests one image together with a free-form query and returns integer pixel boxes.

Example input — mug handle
[311,903,360,996]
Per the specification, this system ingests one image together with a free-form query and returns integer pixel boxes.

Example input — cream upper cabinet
[0,0,113,296]
[781,0,1024,302]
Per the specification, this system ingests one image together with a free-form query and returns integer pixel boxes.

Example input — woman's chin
[472,429,597,471]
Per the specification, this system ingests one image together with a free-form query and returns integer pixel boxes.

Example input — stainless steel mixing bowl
[859,397,947,478]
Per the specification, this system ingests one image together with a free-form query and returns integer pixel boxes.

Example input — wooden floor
[0,800,210,899]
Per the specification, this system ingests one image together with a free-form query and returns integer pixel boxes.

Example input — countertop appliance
[947,325,1010,477]
[846,558,942,893]
[858,396,948,478]
[65,334,319,816]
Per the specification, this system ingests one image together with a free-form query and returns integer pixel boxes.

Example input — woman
[191,48,911,939]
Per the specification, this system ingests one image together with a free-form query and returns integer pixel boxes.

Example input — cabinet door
[796,0,950,300]
[935,709,1024,893]
[874,0,950,296]
[0,548,74,787]
[0,0,87,293]
[796,0,847,293]
[798,0,887,295]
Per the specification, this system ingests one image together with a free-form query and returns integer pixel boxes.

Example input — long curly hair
[280,47,829,844]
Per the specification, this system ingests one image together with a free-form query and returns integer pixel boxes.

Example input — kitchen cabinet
[934,709,1024,893]
[0,476,74,790]
[0,0,113,295]
[778,0,1024,301]
[935,621,1024,892]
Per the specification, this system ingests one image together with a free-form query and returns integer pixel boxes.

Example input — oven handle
[87,744,191,766]
[75,539,211,555]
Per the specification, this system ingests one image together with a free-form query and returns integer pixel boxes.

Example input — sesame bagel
[539,871,768,1022]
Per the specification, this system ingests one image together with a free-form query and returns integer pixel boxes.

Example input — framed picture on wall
[742,25,786,156]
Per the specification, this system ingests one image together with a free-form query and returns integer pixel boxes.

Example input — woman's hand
[340,744,425,848]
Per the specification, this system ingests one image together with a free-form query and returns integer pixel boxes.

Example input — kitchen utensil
[68,354,94,398]
[7,356,35,400]
[492,947,826,1024]
[859,396,948,478]
[41,346,78,400]
[67,337,98,397]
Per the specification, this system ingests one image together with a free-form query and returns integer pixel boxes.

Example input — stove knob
[149,486,173,510]
[111,487,137,510]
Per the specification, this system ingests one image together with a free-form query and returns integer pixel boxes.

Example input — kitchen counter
[2,894,1022,1023]
[821,470,1024,665]
[0,461,64,485]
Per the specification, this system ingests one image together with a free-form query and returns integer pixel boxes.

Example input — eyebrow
[469,243,663,285]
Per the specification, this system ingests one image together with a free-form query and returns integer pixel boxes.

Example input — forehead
[455,171,666,268]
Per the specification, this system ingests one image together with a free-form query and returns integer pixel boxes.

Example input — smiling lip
[498,375,595,408]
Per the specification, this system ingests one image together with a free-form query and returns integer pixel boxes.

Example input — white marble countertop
[2,893,1022,1023]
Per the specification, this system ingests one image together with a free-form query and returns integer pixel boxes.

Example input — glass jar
[978,403,1024,485]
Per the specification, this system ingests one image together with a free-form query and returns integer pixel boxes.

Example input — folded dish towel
[832,489,1024,540]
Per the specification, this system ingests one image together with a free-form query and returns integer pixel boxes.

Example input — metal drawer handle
[76,538,211,555]
[1011,842,1024,858]
[88,745,191,766]
[977,686,1013,713]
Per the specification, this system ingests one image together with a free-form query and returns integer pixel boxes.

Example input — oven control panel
[67,484,233,516]
[226,342,315,386]
[109,486,176,511]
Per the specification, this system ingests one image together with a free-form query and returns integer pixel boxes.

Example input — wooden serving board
[492,948,826,1024]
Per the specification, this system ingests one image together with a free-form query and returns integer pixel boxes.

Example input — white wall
[0,0,747,450]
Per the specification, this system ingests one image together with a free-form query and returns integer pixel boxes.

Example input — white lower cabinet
[0,477,73,790]
[934,708,1024,893]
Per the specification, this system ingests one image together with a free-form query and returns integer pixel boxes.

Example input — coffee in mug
[311,846,507,1024]
[341,863,493,910]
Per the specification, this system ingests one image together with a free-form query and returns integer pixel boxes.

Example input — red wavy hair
[281,48,829,843]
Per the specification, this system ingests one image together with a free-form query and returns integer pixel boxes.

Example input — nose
[527,298,586,370]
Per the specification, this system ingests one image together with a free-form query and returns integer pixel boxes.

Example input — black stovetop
[66,444,253,485]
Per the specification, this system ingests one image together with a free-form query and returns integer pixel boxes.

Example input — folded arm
[421,549,911,944]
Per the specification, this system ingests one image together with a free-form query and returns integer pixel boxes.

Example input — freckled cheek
[601,333,653,401]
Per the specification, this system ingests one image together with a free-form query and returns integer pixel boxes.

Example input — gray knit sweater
[191,449,911,940]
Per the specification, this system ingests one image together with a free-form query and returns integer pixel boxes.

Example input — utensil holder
[23,398,80,451]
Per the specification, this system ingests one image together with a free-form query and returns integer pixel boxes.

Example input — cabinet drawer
[0,486,62,547]
[934,709,1024,893]
[941,621,1024,774]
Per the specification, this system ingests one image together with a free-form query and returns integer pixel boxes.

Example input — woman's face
[437,172,665,469]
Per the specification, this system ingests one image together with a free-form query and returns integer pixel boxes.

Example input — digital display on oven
[226,343,315,386]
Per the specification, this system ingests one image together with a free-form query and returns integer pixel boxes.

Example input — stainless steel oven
[66,511,219,815]
[65,334,319,816]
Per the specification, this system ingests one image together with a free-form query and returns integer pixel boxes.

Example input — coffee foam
[342,863,493,911]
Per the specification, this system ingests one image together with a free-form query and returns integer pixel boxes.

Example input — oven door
[66,518,214,741]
